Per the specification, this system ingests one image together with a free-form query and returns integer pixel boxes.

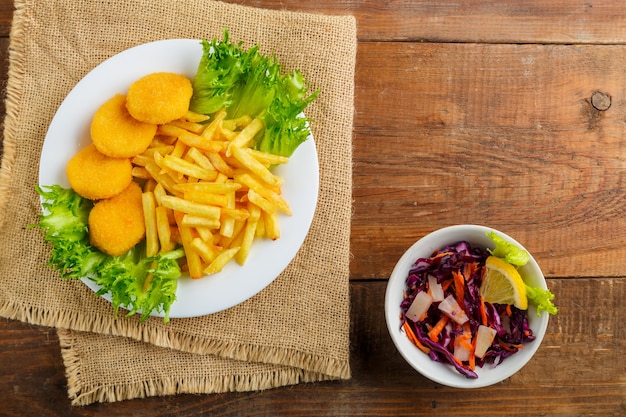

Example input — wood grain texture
[2,280,625,416]
[2,1,626,43]
[351,42,626,279]
[221,0,626,43]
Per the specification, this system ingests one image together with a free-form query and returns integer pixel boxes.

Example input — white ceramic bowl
[384,224,549,388]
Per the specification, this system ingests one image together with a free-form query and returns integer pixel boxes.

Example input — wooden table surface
[1,1,625,416]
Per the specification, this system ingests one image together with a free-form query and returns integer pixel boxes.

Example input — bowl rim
[384,224,549,388]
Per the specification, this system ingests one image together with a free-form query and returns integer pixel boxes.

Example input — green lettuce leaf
[486,230,531,266]
[525,285,559,316]
[31,185,183,322]
[189,29,319,157]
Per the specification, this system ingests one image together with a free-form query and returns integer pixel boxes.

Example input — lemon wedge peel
[480,256,528,310]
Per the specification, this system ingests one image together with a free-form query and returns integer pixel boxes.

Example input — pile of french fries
[131,109,292,278]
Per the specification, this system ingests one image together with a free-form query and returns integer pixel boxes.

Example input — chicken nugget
[89,181,146,256]
[91,94,157,158]
[126,72,193,124]
[66,144,133,200]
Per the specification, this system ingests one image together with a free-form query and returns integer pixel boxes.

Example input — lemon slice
[480,256,528,310]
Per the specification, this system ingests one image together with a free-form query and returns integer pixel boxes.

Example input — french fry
[186,147,215,170]
[132,154,153,167]
[142,192,159,257]
[217,192,234,238]
[226,117,264,155]
[247,189,276,214]
[247,148,289,166]
[220,207,250,221]
[190,237,219,263]
[230,145,282,187]
[170,139,188,159]
[183,110,211,123]
[153,151,183,182]
[235,203,261,265]
[142,145,175,158]
[160,195,221,219]
[183,190,228,207]
[235,172,291,215]
[206,151,235,177]
[218,218,245,248]
[262,209,281,240]
[200,108,227,140]
[162,154,216,180]
[143,179,157,193]
[155,206,175,253]
[152,183,167,206]
[167,118,206,134]
[173,182,241,194]
[143,161,183,197]
[194,226,213,242]
[217,126,237,141]
[132,166,150,180]
[255,212,266,238]
[222,114,252,131]
[181,214,221,229]
[174,211,203,279]
[203,247,240,275]
[158,124,225,153]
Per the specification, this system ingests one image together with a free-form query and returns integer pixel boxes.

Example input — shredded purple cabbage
[400,241,535,379]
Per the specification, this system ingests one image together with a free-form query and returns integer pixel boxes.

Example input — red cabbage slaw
[400,241,535,378]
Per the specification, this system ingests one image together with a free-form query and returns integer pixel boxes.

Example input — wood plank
[1,279,624,416]
[351,42,626,279]
[0,0,11,37]
[0,37,8,156]
[218,0,626,44]
[2,1,626,43]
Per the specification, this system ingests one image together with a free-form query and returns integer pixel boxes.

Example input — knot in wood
[591,91,611,111]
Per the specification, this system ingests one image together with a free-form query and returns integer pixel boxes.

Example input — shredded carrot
[498,340,516,352]
[431,250,453,260]
[459,323,473,350]
[441,278,453,292]
[463,261,479,280]
[452,270,465,305]
[403,321,430,354]
[427,315,449,342]
[479,298,488,326]
[468,335,477,370]
[504,304,513,316]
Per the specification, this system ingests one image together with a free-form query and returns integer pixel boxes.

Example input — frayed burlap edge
[58,328,334,406]
[0,0,27,229]
[0,299,351,380]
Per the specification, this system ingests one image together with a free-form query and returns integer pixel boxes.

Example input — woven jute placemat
[0,0,356,405]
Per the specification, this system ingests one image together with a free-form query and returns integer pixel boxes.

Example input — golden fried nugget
[88,181,146,256]
[126,72,193,124]
[91,94,157,158]
[66,144,133,200]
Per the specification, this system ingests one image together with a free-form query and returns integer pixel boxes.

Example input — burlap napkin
[0,0,356,405]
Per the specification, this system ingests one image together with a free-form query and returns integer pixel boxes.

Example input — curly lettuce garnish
[189,29,319,157]
[486,230,530,266]
[30,185,184,322]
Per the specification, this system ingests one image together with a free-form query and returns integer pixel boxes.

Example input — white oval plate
[38,39,319,318]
